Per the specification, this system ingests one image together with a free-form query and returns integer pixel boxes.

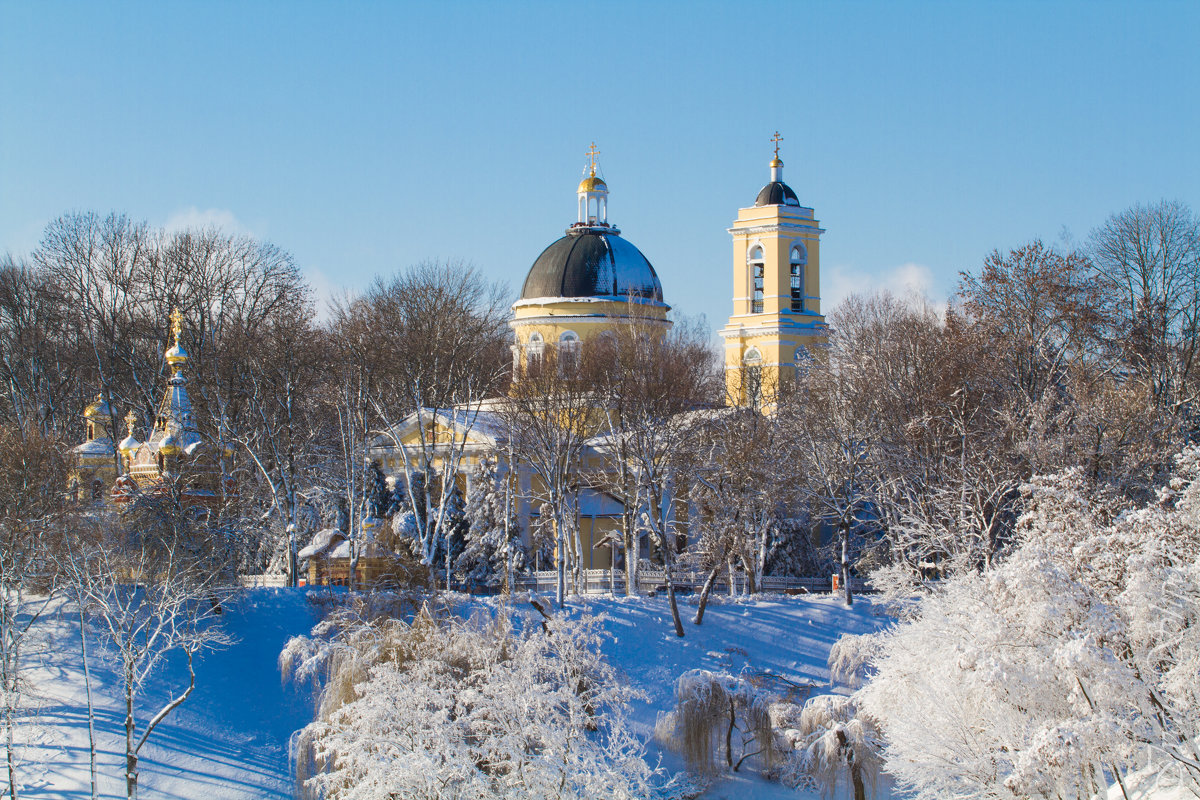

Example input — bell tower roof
[755,131,800,207]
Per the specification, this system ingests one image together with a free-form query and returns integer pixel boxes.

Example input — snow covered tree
[773,694,885,800]
[858,449,1200,798]
[434,478,468,586]
[0,424,68,800]
[282,603,679,799]
[655,670,778,776]
[76,490,235,800]
[458,456,523,593]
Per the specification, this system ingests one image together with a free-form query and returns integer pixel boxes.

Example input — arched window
[742,348,764,407]
[749,246,765,314]
[559,330,580,373]
[526,332,544,370]
[790,244,807,313]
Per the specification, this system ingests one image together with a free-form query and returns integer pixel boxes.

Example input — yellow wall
[720,184,828,407]
[510,296,670,369]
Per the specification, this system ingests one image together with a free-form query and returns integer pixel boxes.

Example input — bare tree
[237,311,327,585]
[497,347,599,607]
[354,261,510,590]
[590,316,719,633]
[75,488,234,800]
[1088,200,1200,409]
[0,259,79,435]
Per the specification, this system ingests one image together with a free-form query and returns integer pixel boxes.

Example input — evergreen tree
[458,457,524,592]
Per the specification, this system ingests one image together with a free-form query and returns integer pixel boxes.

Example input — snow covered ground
[22,589,320,799]
[23,588,889,799]
[557,592,895,800]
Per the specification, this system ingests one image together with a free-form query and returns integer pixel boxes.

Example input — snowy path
[22,589,319,799]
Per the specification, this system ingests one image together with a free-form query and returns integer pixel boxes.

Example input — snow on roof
[299,526,392,561]
[372,405,509,451]
[298,528,344,560]
[73,438,116,455]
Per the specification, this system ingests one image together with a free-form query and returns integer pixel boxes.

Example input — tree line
[0,199,1196,796]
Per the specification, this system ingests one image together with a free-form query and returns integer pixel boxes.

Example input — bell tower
[719,133,827,407]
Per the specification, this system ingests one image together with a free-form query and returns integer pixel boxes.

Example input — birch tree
[0,424,68,800]
[76,488,234,800]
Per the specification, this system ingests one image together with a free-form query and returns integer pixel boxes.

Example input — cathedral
[366,139,829,574]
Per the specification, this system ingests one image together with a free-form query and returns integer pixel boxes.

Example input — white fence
[511,568,869,596]
[237,574,290,588]
[238,570,869,595]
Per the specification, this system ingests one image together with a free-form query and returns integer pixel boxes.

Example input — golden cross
[169,307,184,342]
[125,409,138,434]
[771,131,784,158]
[585,142,600,173]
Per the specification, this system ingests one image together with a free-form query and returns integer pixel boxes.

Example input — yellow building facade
[719,145,828,406]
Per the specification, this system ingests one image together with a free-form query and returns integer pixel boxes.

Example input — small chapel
[70,309,231,509]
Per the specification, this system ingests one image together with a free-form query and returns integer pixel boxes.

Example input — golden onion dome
[164,307,188,367]
[577,174,607,193]
[118,433,140,458]
[158,429,181,457]
[84,393,114,420]
[165,342,189,367]
[770,157,783,168]
[119,410,140,457]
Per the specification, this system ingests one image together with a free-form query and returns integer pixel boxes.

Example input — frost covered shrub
[282,604,677,800]
[857,450,1200,799]
[827,632,885,690]
[772,695,884,800]
[657,669,885,799]
[655,670,776,775]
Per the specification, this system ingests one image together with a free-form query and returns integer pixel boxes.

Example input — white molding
[729,223,826,237]
[511,314,672,329]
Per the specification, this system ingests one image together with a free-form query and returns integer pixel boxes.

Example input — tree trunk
[841,524,853,606]
[125,681,137,799]
[851,762,866,800]
[693,562,722,625]
[78,601,98,800]
[445,525,452,593]
[661,561,685,637]
[555,512,565,608]
[5,710,15,800]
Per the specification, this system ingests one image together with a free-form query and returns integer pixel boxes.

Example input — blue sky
[2,1,1197,330]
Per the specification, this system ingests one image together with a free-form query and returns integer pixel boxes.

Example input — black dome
[755,181,800,207]
[519,229,664,302]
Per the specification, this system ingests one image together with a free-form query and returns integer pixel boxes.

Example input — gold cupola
[118,410,141,461]
[164,308,189,368]
[576,141,609,227]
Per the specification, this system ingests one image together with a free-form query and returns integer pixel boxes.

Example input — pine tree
[458,457,524,592]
